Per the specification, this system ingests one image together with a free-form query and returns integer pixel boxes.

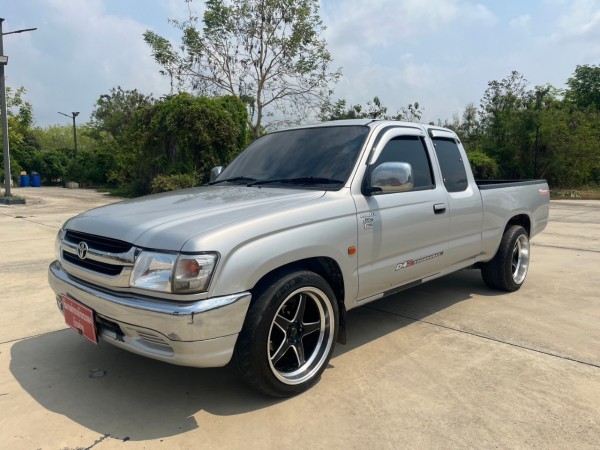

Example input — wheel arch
[251,257,347,344]
[506,214,531,236]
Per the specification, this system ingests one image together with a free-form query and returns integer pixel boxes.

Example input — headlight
[130,251,217,294]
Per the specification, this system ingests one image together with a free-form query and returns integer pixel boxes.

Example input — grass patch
[550,188,600,200]
[0,195,27,205]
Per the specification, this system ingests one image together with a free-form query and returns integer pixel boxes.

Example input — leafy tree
[448,69,600,188]
[467,151,499,179]
[0,87,39,184]
[32,124,96,153]
[142,94,248,186]
[102,92,248,195]
[566,64,600,112]
[478,71,533,178]
[319,96,422,122]
[29,148,71,183]
[91,86,155,139]
[455,103,481,150]
[144,0,340,137]
[85,87,157,189]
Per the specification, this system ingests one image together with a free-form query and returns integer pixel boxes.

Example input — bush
[150,173,197,193]
[32,148,72,183]
[467,151,500,179]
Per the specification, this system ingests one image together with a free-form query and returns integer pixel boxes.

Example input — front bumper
[48,260,252,367]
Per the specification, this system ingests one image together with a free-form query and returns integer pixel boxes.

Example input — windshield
[215,125,369,189]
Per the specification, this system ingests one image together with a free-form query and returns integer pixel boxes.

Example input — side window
[432,138,468,193]
[375,136,434,190]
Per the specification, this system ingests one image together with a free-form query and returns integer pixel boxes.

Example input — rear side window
[432,138,468,192]
[375,136,434,190]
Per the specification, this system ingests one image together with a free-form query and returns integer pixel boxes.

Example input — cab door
[429,129,483,267]
[353,127,450,301]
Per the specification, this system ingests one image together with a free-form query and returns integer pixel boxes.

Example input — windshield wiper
[247,176,344,187]
[208,176,257,185]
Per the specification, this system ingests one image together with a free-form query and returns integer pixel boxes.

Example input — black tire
[481,225,530,291]
[234,269,339,397]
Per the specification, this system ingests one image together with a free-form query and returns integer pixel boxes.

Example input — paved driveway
[1,188,599,449]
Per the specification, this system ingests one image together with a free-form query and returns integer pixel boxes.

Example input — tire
[234,269,338,397]
[481,225,530,291]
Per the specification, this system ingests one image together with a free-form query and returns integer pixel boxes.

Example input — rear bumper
[48,260,251,367]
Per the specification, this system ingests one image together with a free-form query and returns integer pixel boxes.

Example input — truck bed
[476,179,548,190]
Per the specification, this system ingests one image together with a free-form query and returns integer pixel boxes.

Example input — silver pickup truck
[49,119,550,397]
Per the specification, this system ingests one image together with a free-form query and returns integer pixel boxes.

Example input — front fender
[209,215,359,306]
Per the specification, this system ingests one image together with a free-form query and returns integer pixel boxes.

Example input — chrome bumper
[48,260,252,367]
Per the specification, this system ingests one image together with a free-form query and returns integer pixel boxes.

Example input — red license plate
[61,294,98,344]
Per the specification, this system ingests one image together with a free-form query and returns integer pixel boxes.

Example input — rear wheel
[481,225,530,291]
[234,270,338,397]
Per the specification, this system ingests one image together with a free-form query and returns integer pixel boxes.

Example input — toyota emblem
[77,241,89,259]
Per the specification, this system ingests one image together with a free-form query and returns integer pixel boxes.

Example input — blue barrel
[31,174,41,187]
[19,174,30,187]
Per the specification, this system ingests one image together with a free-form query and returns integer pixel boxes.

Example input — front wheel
[481,225,530,291]
[234,270,338,397]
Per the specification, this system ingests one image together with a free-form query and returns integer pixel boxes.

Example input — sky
[2,0,600,128]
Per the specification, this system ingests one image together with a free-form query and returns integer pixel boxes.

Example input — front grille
[65,230,132,254]
[63,251,124,276]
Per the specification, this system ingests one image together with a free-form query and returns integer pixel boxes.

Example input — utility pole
[0,18,37,198]
[58,111,80,155]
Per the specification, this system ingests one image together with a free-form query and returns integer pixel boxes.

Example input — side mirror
[365,162,413,195]
[209,166,223,182]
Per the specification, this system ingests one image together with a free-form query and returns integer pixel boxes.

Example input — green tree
[0,86,39,184]
[101,92,248,195]
[566,64,600,112]
[143,94,248,185]
[478,71,532,178]
[32,148,72,183]
[144,0,340,138]
[84,87,157,189]
[32,124,96,153]
[319,96,422,122]
[459,69,600,187]
[467,151,499,179]
[455,102,482,151]
[92,86,155,139]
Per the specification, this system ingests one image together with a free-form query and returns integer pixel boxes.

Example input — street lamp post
[58,111,80,156]
[0,18,37,198]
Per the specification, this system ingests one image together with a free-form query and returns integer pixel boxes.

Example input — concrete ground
[1,187,599,450]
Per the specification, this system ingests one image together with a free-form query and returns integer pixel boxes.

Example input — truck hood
[66,186,325,251]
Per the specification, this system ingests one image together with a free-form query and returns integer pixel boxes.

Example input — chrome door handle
[433,203,446,214]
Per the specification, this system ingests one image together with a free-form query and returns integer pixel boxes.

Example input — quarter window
[432,138,468,193]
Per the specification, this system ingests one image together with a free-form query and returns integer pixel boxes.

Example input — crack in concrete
[84,433,110,450]
[532,243,600,253]
[365,306,600,370]
[0,328,69,346]
[0,212,60,229]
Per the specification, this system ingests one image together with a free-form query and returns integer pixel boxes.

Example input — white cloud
[4,0,173,126]
[324,0,495,48]
[552,0,600,41]
[44,0,170,92]
[321,0,498,122]
[510,14,531,29]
